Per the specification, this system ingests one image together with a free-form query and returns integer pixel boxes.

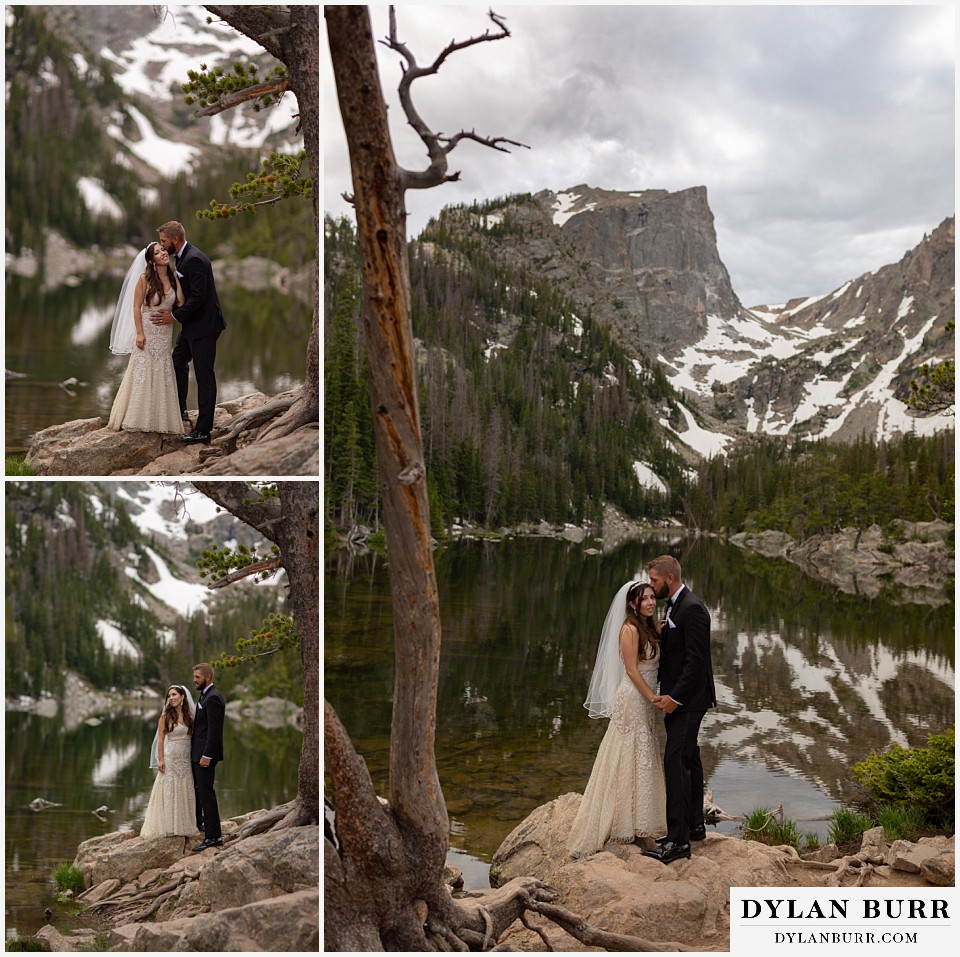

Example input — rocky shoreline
[340,507,953,602]
[31,807,318,951]
[729,519,954,604]
[483,792,954,952]
[21,390,318,477]
[7,671,304,731]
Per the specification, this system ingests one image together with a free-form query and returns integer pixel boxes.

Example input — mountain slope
[4,5,304,260]
[4,482,286,697]
[422,187,954,447]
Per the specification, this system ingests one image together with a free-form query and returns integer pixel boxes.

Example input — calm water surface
[325,535,955,888]
[4,276,311,454]
[5,707,302,938]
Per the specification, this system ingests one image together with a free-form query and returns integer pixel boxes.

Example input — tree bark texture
[204,5,319,433]
[326,4,450,948]
[191,481,318,826]
[326,2,447,857]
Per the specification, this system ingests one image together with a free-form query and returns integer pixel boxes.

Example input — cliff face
[423,187,954,445]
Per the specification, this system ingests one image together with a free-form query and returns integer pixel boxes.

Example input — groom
[643,555,716,864]
[152,220,226,445]
[191,662,225,851]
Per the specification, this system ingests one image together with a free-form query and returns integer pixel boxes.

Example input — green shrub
[742,806,802,850]
[874,803,927,842]
[852,727,954,829]
[5,456,35,476]
[801,831,821,852]
[53,862,84,895]
[5,938,50,951]
[827,807,874,847]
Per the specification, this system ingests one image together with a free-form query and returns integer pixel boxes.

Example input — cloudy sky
[323,4,954,307]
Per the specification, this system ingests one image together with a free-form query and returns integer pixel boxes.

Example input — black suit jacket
[173,243,226,340]
[191,685,225,764]
[658,586,716,713]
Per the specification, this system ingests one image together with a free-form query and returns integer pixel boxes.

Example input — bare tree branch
[380,6,528,192]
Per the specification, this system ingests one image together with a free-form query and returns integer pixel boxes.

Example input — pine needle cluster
[182,60,287,111]
[197,150,311,220]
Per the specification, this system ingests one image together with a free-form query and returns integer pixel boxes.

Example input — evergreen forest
[4,5,313,268]
[5,483,302,702]
[324,215,955,544]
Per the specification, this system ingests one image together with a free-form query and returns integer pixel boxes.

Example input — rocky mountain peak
[424,187,953,445]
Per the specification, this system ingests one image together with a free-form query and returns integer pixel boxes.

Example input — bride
[141,685,197,839]
[107,243,185,435]
[567,579,667,857]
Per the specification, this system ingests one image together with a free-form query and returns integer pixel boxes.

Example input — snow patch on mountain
[665,404,733,459]
[125,546,209,616]
[116,105,200,175]
[99,5,264,100]
[96,620,142,659]
[553,190,595,227]
[633,462,666,493]
[117,485,222,539]
[78,177,124,219]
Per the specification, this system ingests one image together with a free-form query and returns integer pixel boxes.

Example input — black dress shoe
[690,824,707,842]
[180,410,191,422]
[191,837,223,852]
[642,841,691,863]
[180,430,211,445]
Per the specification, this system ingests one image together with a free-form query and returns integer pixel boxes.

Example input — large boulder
[491,792,797,949]
[198,423,319,476]
[115,887,319,952]
[196,825,319,909]
[75,832,190,886]
[24,393,319,477]
[25,420,183,475]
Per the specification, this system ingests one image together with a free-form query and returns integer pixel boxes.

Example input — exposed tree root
[228,800,299,842]
[450,876,692,952]
[213,393,299,453]
[84,873,191,925]
[528,900,694,952]
[257,393,316,441]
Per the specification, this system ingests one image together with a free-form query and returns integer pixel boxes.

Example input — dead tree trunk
[325,7,634,952]
[325,6,450,949]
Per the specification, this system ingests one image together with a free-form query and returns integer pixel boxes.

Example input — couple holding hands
[568,555,717,864]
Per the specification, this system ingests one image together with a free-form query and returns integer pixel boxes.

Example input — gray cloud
[324,4,954,305]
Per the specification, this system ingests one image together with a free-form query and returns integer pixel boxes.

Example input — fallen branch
[531,900,694,952]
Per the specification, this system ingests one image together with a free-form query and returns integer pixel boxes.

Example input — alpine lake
[4,274,312,456]
[325,533,954,890]
[4,704,302,940]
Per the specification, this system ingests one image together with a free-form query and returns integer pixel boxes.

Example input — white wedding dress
[107,285,183,435]
[567,650,666,857]
[140,723,197,838]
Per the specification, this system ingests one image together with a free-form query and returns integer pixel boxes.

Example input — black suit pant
[173,332,220,434]
[192,760,222,840]
[663,708,707,844]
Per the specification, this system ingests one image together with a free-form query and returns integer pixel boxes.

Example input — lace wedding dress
[567,651,666,857]
[140,723,197,838]
[107,286,183,434]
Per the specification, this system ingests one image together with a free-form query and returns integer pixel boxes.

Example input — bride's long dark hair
[143,243,176,307]
[163,685,195,734]
[625,581,660,661]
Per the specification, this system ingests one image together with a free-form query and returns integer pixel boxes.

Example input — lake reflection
[4,275,311,453]
[325,536,954,886]
[4,709,302,937]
